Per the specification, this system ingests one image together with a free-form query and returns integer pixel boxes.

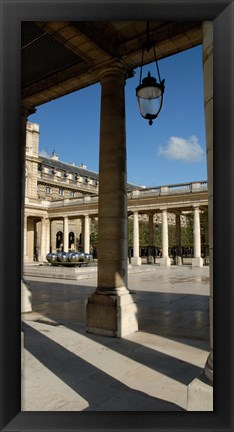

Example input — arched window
[56,231,63,250]
[69,232,75,250]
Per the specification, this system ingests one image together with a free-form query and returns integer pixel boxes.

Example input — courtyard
[22,265,210,411]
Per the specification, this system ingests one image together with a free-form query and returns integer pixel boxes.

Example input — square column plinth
[86,292,138,337]
[131,257,142,266]
[187,373,213,411]
[160,257,171,266]
[192,257,203,267]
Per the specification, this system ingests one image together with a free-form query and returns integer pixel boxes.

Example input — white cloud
[158,136,204,162]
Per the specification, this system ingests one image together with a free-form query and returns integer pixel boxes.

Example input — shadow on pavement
[23,322,185,411]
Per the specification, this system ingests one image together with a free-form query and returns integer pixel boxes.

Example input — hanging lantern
[136,22,165,126]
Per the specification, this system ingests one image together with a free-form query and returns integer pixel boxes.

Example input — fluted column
[84,214,90,254]
[175,211,182,265]
[160,209,170,266]
[86,64,138,337]
[192,206,203,267]
[63,216,69,252]
[131,211,141,266]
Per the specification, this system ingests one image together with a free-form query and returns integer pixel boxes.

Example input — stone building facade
[24,121,208,266]
[24,121,138,262]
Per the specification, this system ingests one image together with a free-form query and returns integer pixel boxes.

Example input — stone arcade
[21,20,213,409]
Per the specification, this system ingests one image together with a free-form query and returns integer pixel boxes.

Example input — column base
[177,256,182,266]
[187,372,213,411]
[21,280,32,313]
[86,291,138,337]
[159,257,171,266]
[192,257,204,267]
[147,256,154,264]
[131,257,142,266]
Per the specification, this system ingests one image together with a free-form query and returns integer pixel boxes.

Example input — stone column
[148,213,154,264]
[131,211,141,266]
[86,64,138,337]
[175,211,182,265]
[187,21,213,411]
[204,210,209,263]
[24,215,28,262]
[26,218,35,262]
[21,105,35,313]
[84,215,90,254]
[203,18,213,392]
[192,206,203,267]
[39,217,48,262]
[63,216,69,252]
[45,218,51,255]
[160,209,170,266]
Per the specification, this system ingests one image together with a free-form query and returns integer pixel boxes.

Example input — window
[70,191,76,198]
[59,188,64,196]
[46,186,51,194]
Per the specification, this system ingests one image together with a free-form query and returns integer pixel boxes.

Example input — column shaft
[86,65,138,337]
[24,215,28,262]
[84,215,90,253]
[21,105,35,313]
[148,213,154,264]
[63,216,69,252]
[192,207,203,267]
[187,21,213,410]
[175,212,182,265]
[203,21,213,384]
[39,218,48,262]
[160,209,170,266]
[131,211,141,265]
[97,68,128,292]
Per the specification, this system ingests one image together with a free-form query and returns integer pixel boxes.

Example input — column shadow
[22,322,184,411]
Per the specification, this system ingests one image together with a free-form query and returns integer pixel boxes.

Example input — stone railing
[49,195,99,208]
[46,181,207,209]
[128,181,208,199]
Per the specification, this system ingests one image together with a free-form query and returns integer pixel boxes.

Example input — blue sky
[29,44,207,188]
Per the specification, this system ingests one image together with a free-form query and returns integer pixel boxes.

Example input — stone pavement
[21,265,210,411]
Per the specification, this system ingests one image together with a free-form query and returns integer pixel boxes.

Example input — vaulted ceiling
[21,21,202,108]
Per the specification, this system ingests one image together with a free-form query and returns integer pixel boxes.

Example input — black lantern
[136,22,165,125]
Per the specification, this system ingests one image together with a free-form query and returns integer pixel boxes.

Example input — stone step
[23,263,159,280]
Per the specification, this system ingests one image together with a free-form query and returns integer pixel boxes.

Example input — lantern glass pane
[137,95,162,117]
[137,85,162,99]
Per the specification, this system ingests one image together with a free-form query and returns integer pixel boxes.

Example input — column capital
[91,59,134,84]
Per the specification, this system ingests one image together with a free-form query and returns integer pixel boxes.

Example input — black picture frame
[0,1,233,431]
